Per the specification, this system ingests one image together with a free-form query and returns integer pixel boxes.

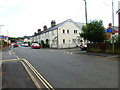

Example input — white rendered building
[31,19,85,48]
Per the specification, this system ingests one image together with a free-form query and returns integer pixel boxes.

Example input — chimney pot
[43,25,47,30]
[38,29,41,33]
[51,20,56,27]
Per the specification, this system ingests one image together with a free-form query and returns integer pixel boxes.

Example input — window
[67,30,69,33]
[72,39,76,43]
[63,29,65,33]
[74,30,77,33]
[63,39,65,43]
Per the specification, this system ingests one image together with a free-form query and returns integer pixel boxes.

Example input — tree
[116,36,120,44]
[80,20,106,43]
[45,39,49,48]
[41,40,45,48]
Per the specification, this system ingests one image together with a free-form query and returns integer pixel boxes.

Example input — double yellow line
[21,59,55,90]
[0,59,19,63]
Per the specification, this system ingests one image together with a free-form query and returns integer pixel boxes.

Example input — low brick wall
[87,43,120,54]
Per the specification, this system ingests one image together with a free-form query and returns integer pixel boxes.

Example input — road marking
[21,59,54,90]
[9,48,20,60]
[12,52,15,55]
[16,56,19,59]
[9,51,12,55]
[20,61,42,89]
[0,59,19,63]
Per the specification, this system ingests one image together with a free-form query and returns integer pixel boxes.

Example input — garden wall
[87,43,120,54]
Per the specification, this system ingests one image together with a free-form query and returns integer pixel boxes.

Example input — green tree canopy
[116,36,120,44]
[80,20,106,43]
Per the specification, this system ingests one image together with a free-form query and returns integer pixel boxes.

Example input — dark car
[80,45,87,50]
[31,43,40,49]
[13,43,19,47]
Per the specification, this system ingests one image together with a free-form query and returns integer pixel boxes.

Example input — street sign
[106,29,113,33]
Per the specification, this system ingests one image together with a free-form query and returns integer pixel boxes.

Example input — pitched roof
[73,22,85,29]
[34,19,84,36]
[116,9,120,13]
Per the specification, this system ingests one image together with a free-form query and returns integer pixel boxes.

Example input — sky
[0,0,120,37]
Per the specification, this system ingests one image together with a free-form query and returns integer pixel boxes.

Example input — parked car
[21,43,25,46]
[80,45,87,50]
[24,43,29,47]
[13,43,19,47]
[31,43,41,49]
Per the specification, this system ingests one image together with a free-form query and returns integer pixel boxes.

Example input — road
[12,46,118,88]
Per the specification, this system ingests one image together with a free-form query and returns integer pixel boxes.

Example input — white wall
[58,21,81,48]
[32,20,84,48]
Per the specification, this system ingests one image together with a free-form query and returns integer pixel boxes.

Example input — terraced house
[30,19,85,48]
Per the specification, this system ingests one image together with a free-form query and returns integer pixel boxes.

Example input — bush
[104,40,111,43]
[41,40,45,48]
[0,40,8,49]
[116,36,120,44]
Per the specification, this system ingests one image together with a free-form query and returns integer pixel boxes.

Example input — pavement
[1,47,37,89]
[2,60,37,89]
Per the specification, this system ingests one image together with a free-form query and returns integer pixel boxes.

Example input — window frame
[63,39,65,43]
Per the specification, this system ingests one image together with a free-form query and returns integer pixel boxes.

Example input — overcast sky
[0,0,119,37]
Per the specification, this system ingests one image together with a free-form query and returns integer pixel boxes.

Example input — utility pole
[112,0,114,32]
[112,0,114,53]
[83,0,88,45]
[84,0,88,25]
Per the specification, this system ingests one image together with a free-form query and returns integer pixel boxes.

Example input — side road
[58,48,120,61]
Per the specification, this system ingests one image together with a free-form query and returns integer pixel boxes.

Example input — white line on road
[9,51,12,55]
[16,56,19,59]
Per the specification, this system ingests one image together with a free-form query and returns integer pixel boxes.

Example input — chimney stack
[34,32,37,35]
[38,29,41,33]
[51,20,56,27]
[43,25,47,30]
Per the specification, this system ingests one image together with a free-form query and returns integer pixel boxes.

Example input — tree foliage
[80,20,106,43]
[116,36,120,44]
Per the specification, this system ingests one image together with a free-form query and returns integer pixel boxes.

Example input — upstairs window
[74,30,77,33]
[63,29,65,33]
[67,30,69,33]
